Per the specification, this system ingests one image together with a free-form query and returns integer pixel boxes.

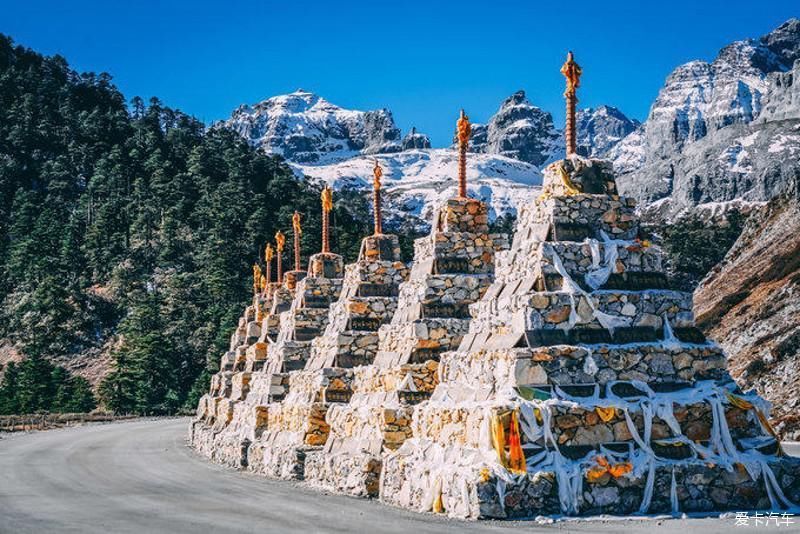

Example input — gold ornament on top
[321,186,333,253]
[264,243,274,284]
[372,160,383,235]
[275,230,286,283]
[252,263,262,294]
[561,51,582,156]
[292,210,302,272]
[373,160,383,191]
[456,109,471,198]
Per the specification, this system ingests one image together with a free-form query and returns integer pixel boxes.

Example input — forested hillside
[0,35,373,415]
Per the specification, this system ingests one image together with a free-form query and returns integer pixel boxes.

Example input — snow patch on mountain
[767,133,800,154]
[606,127,646,174]
[223,89,404,164]
[221,89,635,228]
[614,18,800,212]
[576,105,640,157]
[291,149,541,230]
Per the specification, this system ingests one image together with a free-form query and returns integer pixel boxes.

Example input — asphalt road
[0,418,796,533]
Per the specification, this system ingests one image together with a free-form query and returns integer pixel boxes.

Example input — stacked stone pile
[379,156,800,518]
[306,234,409,370]
[303,196,508,497]
[243,252,344,476]
[191,275,298,462]
[244,236,412,479]
[190,53,800,520]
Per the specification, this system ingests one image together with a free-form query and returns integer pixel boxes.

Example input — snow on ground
[292,149,541,229]
[768,134,800,154]
[691,198,767,218]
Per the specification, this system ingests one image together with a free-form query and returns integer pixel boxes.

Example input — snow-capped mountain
[293,149,541,231]
[468,90,561,166]
[576,106,640,157]
[401,127,431,150]
[221,89,633,228]
[462,91,637,165]
[613,18,800,215]
[223,90,405,164]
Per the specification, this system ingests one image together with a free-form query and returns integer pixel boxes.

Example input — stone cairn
[191,52,799,521]
[241,188,347,476]
[244,162,413,481]
[190,230,301,462]
[378,53,800,519]
[301,111,509,497]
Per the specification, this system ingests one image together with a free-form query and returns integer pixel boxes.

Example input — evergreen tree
[0,362,20,414]
[0,34,377,415]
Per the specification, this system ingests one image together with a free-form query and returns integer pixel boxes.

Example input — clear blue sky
[3,0,798,146]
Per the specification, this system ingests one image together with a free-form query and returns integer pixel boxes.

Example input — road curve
[0,418,791,533]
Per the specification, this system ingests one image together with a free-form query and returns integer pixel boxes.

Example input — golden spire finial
[275,230,286,283]
[275,231,285,252]
[292,211,302,236]
[561,51,582,156]
[457,109,471,145]
[372,160,383,235]
[292,211,302,272]
[373,160,383,191]
[321,186,333,253]
[456,109,471,198]
[265,243,274,284]
[252,263,262,294]
[321,186,333,213]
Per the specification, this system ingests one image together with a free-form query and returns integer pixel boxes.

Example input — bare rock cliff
[695,190,800,438]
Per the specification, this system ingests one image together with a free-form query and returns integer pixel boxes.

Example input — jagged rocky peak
[614,18,800,209]
[619,19,799,164]
[759,57,800,121]
[476,90,561,166]
[762,17,800,65]
[645,41,776,155]
[400,127,431,150]
[575,105,640,157]
[223,89,402,165]
[465,91,635,165]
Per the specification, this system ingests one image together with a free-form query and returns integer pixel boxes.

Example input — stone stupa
[191,52,800,521]
[191,229,302,463]
[378,52,800,518]
[303,110,509,497]
[244,173,413,479]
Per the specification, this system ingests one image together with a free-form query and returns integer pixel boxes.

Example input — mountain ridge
[223,88,635,227]
[613,18,800,216]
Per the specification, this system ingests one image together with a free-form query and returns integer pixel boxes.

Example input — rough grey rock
[223,89,402,164]
[576,106,639,157]
[400,127,431,150]
[464,92,635,166]
[614,19,800,214]
[467,90,560,166]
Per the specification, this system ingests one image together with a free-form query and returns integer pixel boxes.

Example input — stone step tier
[494,239,664,289]
[518,194,639,245]
[408,390,759,451]
[301,360,440,496]
[380,437,800,519]
[265,272,344,374]
[373,318,471,367]
[470,288,694,337]
[436,345,728,397]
